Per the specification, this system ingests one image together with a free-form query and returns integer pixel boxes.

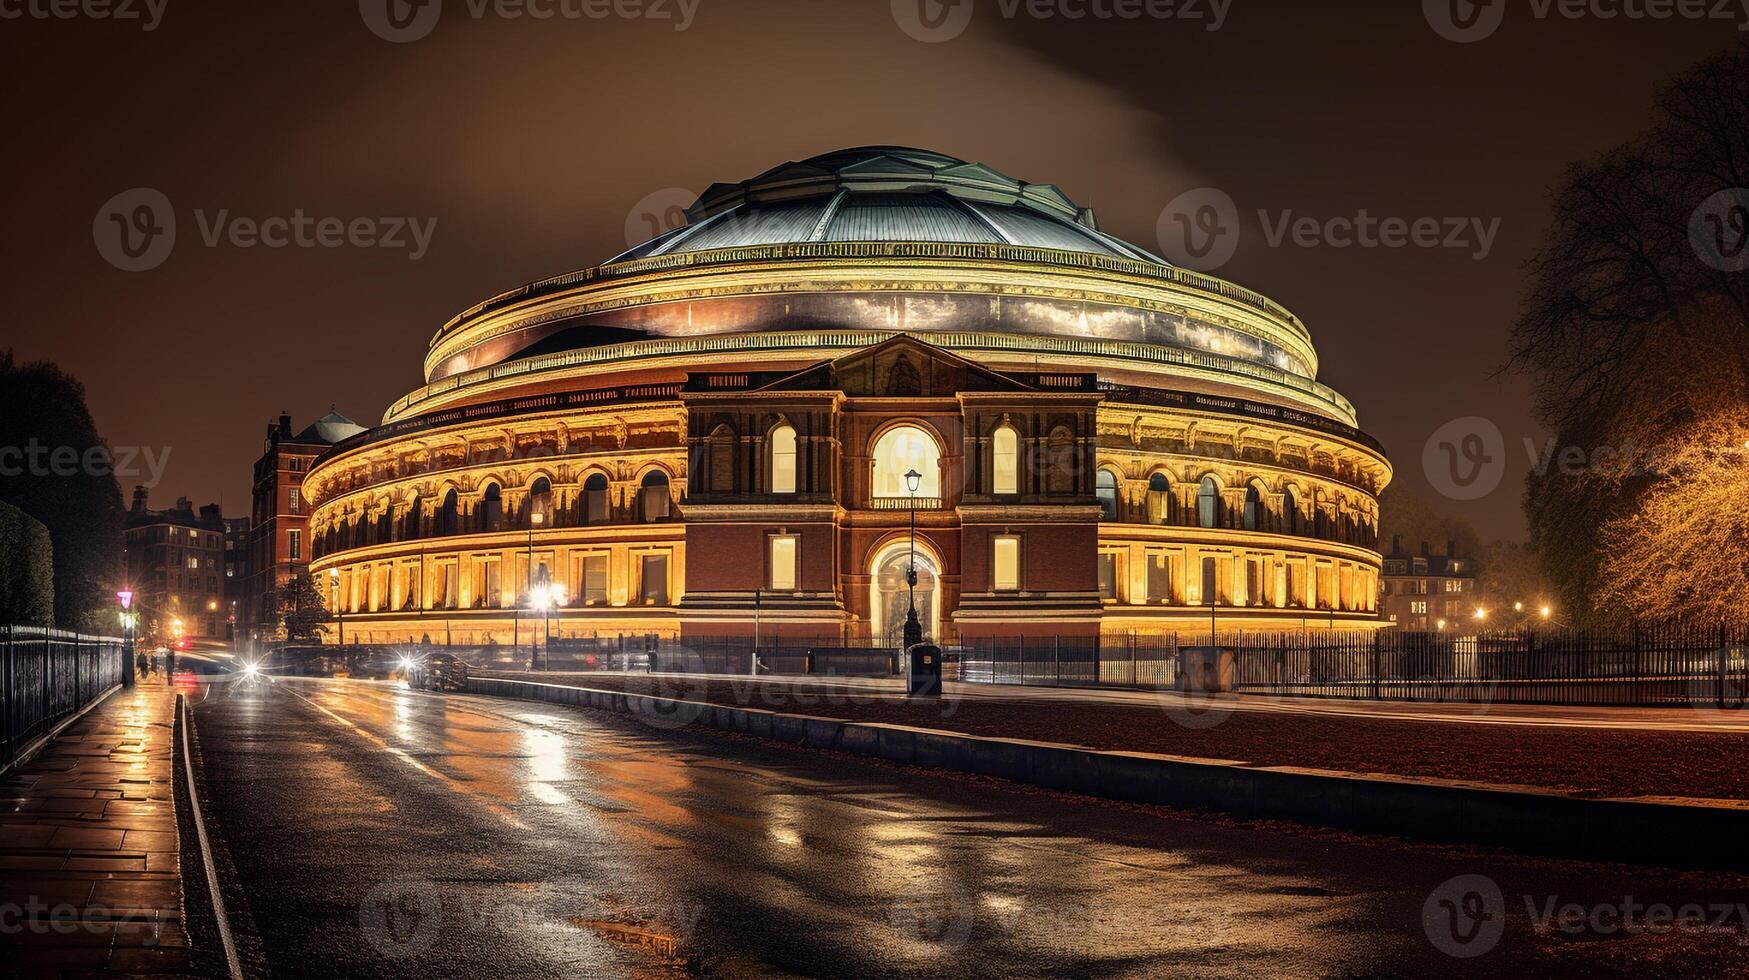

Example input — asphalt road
[185,677,1749,978]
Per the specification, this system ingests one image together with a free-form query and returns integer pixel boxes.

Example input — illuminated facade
[304,147,1391,645]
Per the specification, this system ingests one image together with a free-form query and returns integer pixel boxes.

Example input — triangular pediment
[755,335,1044,397]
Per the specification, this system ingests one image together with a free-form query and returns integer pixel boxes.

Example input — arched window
[1243,485,1263,531]
[529,477,553,528]
[1282,487,1299,535]
[1096,469,1120,521]
[437,489,459,535]
[481,483,504,533]
[640,470,670,522]
[770,424,797,495]
[403,493,421,540]
[991,424,1019,495]
[1197,477,1221,529]
[871,425,941,499]
[1147,473,1172,525]
[583,473,609,524]
[376,503,393,544]
[1047,426,1076,494]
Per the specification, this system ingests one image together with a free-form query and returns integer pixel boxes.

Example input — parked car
[410,653,469,692]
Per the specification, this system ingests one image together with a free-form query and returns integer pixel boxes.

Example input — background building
[303,148,1392,646]
[123,487,228,643]
[1380,537,1479,630]
[243,411,364,642]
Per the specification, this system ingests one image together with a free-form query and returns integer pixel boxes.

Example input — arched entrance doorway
[870,540,940,646]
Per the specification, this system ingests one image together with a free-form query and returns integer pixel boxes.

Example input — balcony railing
[869,497,944,511]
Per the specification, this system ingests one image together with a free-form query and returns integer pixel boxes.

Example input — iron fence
[2,627,129,769]
[274,625,1749,708]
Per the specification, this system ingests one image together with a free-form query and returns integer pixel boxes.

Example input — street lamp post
[902,468,923,651]
[521,510,543,665]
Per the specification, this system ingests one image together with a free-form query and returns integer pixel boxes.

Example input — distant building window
[769,534,798,591]
[288,530,301,561]
[993,535,1020,592]
[289,488,301,513]
[871,425,941,499]
[770,425,797,495]
[992,425,1019,495]
[187,557,199,569]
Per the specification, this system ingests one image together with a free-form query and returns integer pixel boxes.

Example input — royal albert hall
[304,147,1393,647]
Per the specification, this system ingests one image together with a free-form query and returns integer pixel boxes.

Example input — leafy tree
[0,351,124,631]
[1378,484,1482,558]
[0,501,54,626]
[1509,43,1749,623]
[277,570,332,642]
[1596,412,1749,629]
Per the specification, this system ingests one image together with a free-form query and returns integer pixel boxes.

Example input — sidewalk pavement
[0,680,202,978]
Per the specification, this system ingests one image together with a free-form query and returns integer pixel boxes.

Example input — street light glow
[1474,608,1487,621]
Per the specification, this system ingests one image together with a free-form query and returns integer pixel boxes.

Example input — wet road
[186,677,1749,978]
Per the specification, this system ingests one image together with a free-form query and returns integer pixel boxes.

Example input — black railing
[2,627,130,770]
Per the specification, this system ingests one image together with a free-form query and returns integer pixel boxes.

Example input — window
[582,555,608,605]
[1282,487,1299,535]
[640,471,671,522]
[288,488,301,513]
[1146,553,1170,603]
[992,425,1019,495]
[1146,474,1171,524]
[770,424,797,495]
[993,536,1020,591]
[529,477,553,527]
[583,473,609,524]
[1243,485,1263,532]
[1201,556,1219,606]
[287,529,301,561]
[1096,469,1119,521]
[481,484,504,532]
[438,489,459,535]
[404,493,421,539]
[1198,477,1220,529]
[769,534,798,590]
[639,553,670,605]
[707,425,736,493]
[871,425,941,498]
[1097,553,1118,601]
[188,557,199,569]
[481,559,502,608]
[1247,557,1265,606]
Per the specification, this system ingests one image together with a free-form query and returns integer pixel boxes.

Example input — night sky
[4,0,1738,539]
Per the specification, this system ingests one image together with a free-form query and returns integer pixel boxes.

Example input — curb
[466,676,1749,872]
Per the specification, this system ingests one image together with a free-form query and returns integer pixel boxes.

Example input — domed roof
[610,146,1172,266]
[295,410,366,446]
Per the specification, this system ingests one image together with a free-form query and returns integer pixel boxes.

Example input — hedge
[0,499,55,626]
